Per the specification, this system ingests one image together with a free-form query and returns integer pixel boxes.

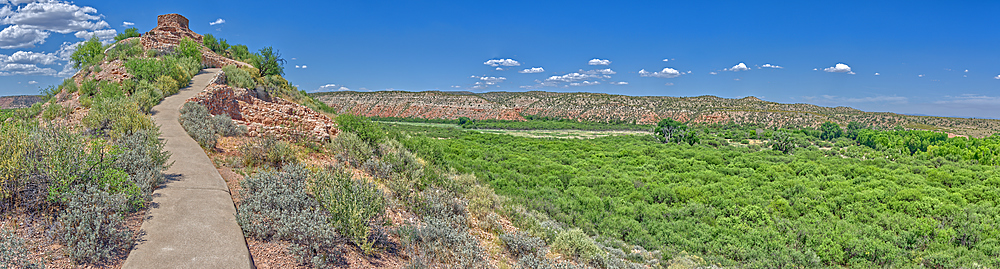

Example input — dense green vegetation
[370,115,652,131]
[385,120,1000,268]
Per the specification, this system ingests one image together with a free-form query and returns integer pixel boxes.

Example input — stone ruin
[141,14,203,51]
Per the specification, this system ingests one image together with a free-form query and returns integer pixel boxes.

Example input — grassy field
[380,121,649,139]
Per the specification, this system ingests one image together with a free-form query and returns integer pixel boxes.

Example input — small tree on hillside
[252,46,285,77]
[71,36,105,69]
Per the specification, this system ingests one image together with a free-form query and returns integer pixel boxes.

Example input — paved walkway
[123,68,253,269]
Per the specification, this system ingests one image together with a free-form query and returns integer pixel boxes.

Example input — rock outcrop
[187,71,339,141]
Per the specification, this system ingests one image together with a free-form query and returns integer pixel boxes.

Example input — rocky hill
[312,91,1000,137]
[0,95,41,109]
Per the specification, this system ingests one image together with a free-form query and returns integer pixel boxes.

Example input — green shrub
[176,37,203,63]
[113,129,169,199]
[114,27,140,41]
[229,44,252,62]
[203,33,230,56]
[0,121,30,204]
[58,185,133,264]
[222,65,255,89]
[336,114,385,146]
[0,229,43,269]
[328,131,373,167]
[71,36,105,69]
[312,166,386,254]
[403,217,488,268]
[551,228,601,263]
[106,39,143,61]
[42,103,70,120]
[235,165,339,267]
[83,97,155,139]
[500,231,546,258]
[239,136,296,167]
[61,78,79,94]
[179,102,244,149]
[80,79,98,97]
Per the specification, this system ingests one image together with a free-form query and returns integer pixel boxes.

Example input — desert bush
[60,78,79,94]
[112,129,169,198]
[179,102,245,149]
[235,165,339,267]
[202,34,230,56]
[501,231,546,258]
[71,36,105,69]
[404,217,489,269]
[106,39,143,61]
[41,103,70,120]
[58,185,133,264]
[239,136,296,168]
[552,228,602,263]
[222,65,255,89]
[335,114,385,146]
[229,44,253,62]
[0,121,30,204]
[79,79,98,97]
[176,37,203,63]
[114,27,140,41]
[132,81,163,112]
[329,131,373,168]
[0,229,43,269]
[83,97,155,139]
[312,166,386,254]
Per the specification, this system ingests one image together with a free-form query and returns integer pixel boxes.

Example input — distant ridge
[311,90,1000,138]
[0,95,42,109]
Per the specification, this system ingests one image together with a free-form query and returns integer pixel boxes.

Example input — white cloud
[639,67,681,78]
[495,67,503,71]
[518,67,544,73]
[0,1,109,33]
[759,63,783,69]
[484,58,520,67]
[823,63,855,74]
[301,65,307,68]
[588,58,611,65]
[317,84,351,92]
[965,69,969,73]
[5,50,58,65]
[546,72,600,83]
[73,29,116,43]
[807,94,908,104]
[568,81,599,86]
[918,74,924,78]
[724,62,750,72]
[472,76,506,89]
[210,18,226,26]
[0,25,48,48]
[122,21,134,27]
[610,81,628,85]
[995,75,1000,80]
[709,71,717,75]
[27,80,35,84]
[0,62,56,76]
[662,59,669,62]
[874,72,880,76]
[56,62,74,77]
[934,94,1000,106]
[665,82,674,86]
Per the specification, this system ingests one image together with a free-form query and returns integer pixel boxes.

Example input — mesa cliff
[313,90,1000,137]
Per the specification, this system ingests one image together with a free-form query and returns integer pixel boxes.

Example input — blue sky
[1,0,999,118]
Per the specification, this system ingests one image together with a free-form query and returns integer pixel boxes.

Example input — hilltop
[312,90,1000,137]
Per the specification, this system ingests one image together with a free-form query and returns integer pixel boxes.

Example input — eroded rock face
[187,71,339,141]
[141,14,203,51]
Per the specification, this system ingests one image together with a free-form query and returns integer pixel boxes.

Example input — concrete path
[123,68,253,269]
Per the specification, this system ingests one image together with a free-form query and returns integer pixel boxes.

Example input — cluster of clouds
[0,0,120,78]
